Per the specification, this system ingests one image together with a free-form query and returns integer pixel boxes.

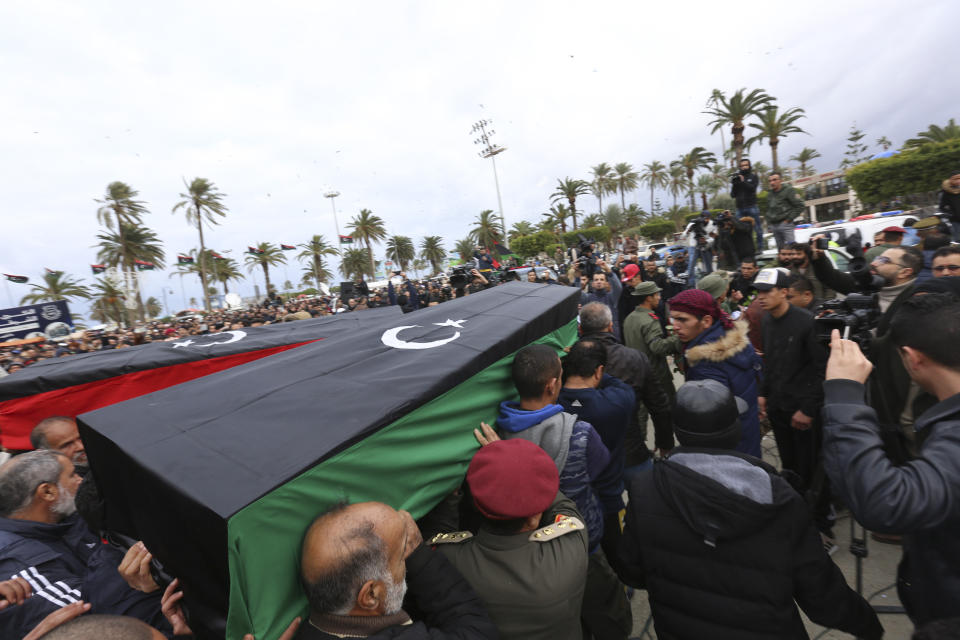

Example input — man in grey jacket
[821,291,960,625]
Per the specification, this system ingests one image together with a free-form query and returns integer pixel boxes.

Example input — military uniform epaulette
[528,515,584,542]
[430,531,473,545]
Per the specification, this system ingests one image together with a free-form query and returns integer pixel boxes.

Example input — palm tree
[790,147,822,177]
[346,209,388,278]
[96,181,148,231]
[667,165,689,209]
[745,106,807,171]
[624,204,646,228]
[672,147,717,209]
[470,209,503,249]
[695,174,723,210]
[454,237,476,262]
[543,204,572,234]
[385,235,416,271]
[550,178,590,231]
[411,259,428,279]
[209,255,243,295]
[301,264,333,289]
[172,177,228,312]
[508,220,535,240]
[419,236,447,275]
[640,161,670,215]
[244,242,287,296]
[666,205,692,232]
[603,204,626,235]
[589,163,617,214]
[95,181,152,325]
[297,235,339,290]
[20,271,91,305]
[611,163,640,212]
[95,222,166,323]
[703,88,775,166]
[706,89,731,167]
[340,247,372,280]
[581,213,603,228]
[144,297,163,319]
[89,278,125,325]
[876,136,892,151]
[904,119,960,149]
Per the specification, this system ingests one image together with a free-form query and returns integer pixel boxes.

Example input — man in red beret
[864,225,906,263]
[432,436,588,640]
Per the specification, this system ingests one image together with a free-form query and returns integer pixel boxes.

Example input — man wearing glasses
[932,246,960,278]
[809,237,924,465]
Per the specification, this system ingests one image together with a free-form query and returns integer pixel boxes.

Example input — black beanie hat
[673,380,747,450]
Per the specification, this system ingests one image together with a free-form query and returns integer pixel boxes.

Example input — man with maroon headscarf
[667,289,763,456]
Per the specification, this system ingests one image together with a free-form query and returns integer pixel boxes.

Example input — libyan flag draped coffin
[0,306,401,450]
[76,282,579,639]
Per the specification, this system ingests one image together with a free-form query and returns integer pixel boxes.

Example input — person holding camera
[682,211,716,288]
[580,259,623,341]
[731,159,764,249]
[765,172,804,249]
[822,292,960,626]
[715,210,755,271]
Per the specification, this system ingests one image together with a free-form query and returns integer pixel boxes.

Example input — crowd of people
[1,171,960,639]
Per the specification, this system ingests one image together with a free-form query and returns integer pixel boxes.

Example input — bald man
[295,501,496,640]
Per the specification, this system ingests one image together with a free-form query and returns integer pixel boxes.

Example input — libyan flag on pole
[76,282,579,638]
[91,264,107,274]
[45,268,63,275]
[3,274,28,283]
[135,260,156,271]
[177,255,194,265]
[211,252,226,261]
[280,244,296,251]
[338,235,353,244]
[247,246,265,255]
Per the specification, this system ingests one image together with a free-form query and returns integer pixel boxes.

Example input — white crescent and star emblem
[381,319,467,350]
[172,330,247,349]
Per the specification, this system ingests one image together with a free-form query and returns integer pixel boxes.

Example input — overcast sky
[1,0,954,317]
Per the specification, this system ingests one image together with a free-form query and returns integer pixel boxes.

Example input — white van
[759,210,923,256]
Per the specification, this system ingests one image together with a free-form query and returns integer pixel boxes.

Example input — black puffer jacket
[614,450,882,640]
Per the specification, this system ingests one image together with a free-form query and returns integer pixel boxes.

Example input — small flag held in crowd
[91,264,107,274]
[3,274,28,283]
[280,244,296,251]
[135,260,156,271]
[177,255,195,265]
[248,246,265,255]
[338,235,353,244]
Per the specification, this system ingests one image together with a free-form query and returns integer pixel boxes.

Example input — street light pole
[324,190,341,241]
[471,119,507,242]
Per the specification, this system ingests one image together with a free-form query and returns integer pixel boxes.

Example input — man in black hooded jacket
[612,380,882,640]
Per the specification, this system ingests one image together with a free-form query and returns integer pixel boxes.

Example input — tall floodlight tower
[471,119,507,242]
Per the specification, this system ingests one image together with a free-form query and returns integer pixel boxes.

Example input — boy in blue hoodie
[495,344,610,551]
[494,344,632,640]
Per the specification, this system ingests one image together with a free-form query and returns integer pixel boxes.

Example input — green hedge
[845,138,960,205]
[560,226,611,247]
[639,220,676,241]
[510,231,559,258]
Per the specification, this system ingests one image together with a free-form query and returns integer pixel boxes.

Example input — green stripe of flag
[225,318,578,639]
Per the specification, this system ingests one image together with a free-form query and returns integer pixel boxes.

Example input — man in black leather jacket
[822,292,960,625]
